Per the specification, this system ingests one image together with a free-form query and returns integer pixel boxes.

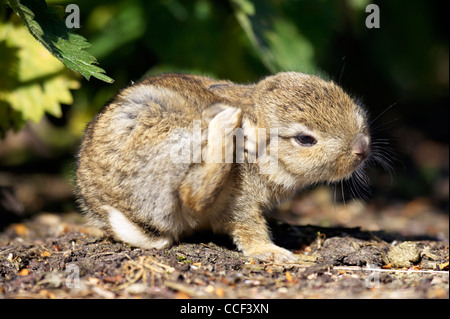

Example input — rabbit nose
[352,134,370,161]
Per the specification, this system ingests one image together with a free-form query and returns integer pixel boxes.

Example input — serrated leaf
[0,22,80,127]
[8,0,114,83]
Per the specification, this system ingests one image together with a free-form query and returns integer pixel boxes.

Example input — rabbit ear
[208,82,256,112]
[201,103,235,124]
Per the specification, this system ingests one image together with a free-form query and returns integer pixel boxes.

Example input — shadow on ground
[0,212,448,299]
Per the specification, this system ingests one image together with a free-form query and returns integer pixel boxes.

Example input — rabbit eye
[294,134,317,146]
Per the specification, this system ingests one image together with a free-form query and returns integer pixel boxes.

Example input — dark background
[0,0,448,227]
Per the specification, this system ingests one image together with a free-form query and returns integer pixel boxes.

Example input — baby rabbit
[76,72,370,263]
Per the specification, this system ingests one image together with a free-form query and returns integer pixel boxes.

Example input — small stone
[386,242,420,268]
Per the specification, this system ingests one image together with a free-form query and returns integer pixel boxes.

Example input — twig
[334,266,449,275]
[113,255,174,291]
[164,281,206,297]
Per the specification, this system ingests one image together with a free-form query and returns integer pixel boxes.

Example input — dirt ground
[0,189,448,299]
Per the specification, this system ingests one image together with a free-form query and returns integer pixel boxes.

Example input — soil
[0,206,448,299]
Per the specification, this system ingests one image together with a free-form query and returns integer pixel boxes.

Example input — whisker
[350,178,363,199]
[356,169,372,188]
[333,184,337,215]
[369,118,399,134]
[369,101,400,126]
[371,138,392,142]
[350,177,369,204]
[348,180,358,200]
[354,170,370,190]
[371,141,391,145]
[371,149,395,162]
[341,180,346,206]
[370,156,394,176]
[371,148,397,166]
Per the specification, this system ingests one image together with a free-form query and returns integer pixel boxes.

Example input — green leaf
[231,0,275,72]
[265,19,316,74]
[231,0,317,74]
[7,0,114,83]
[86,1,146,60]
[0,21,80,136]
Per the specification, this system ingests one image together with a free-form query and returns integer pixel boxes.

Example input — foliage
[0,20,80,133]
[231,0,316,73]
[0,0,113,137]
[7,0,113,83]
[0,0,447,200]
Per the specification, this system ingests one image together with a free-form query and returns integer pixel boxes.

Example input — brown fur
[76,72,370,262]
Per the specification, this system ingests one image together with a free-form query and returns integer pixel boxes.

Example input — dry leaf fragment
[88,277,100,285]
[285,271,293,283]
[39,290,56,299]
[19,268,30,276]
[205,285,215,294]
[439,261,449,270]
[11,224,29,236]
[175,291,191,299]
[104,275,123,283]
[40,251,52,257]
[216,287,226,298]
